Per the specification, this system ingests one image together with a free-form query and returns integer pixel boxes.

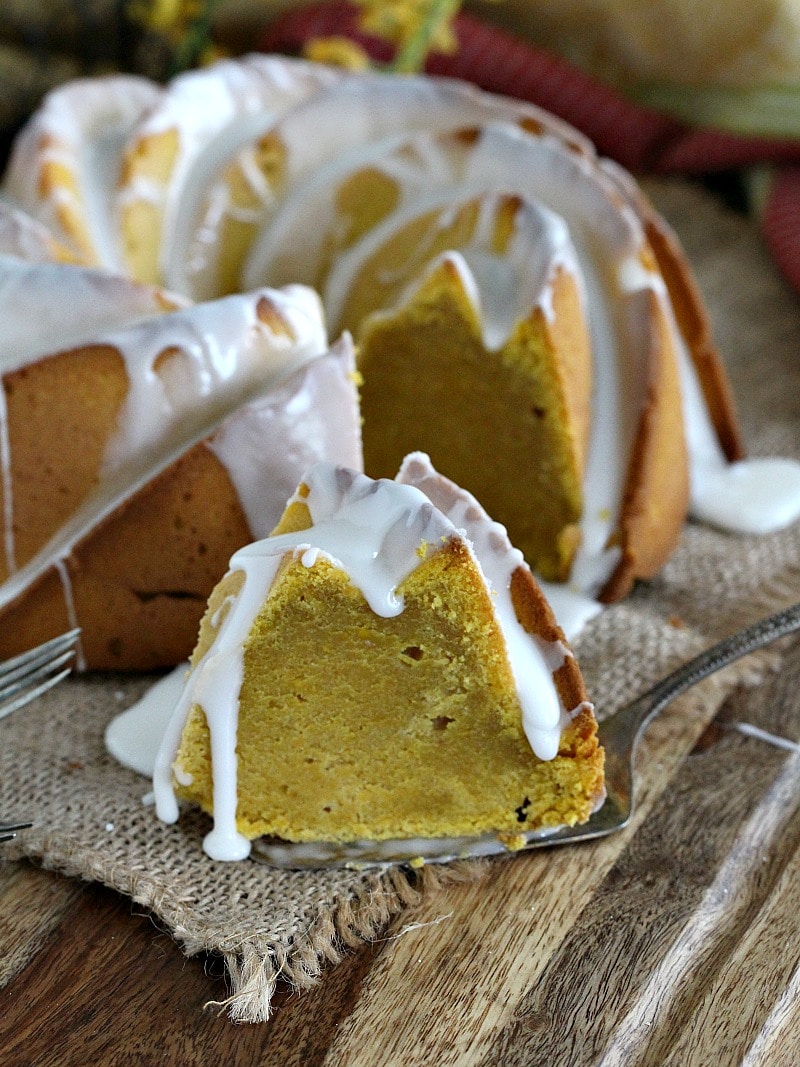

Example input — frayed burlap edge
[210,860,486,1022]
[16,839,487,1023]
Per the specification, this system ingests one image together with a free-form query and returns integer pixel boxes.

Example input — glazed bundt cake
[153,454,604,861]
[2,53,796,667]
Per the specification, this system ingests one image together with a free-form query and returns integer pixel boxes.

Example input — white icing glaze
[163,57,343,299]
[3,75,162,267]
[106,666,189,777]
[153,458,573,859]
[206,334,362,536]
[256,74,591,201]
[236,76,590,289]
[0,285,334,616]
[0,255,185,373]
[536,580,603,641]
[673,328,800,534]
[0,201,66,262]
[97,285,327,478]
[116,55,341,295]
[319,190,580,349]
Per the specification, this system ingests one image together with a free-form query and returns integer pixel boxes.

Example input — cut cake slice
[154,454,604,861]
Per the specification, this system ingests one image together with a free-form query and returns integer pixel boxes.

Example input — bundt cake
[153,454,604,861]
[3,54,799,667]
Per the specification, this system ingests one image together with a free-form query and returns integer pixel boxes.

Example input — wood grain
[3,640,799,1065]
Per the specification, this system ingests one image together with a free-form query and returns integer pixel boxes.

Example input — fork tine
[0,629,80,723]
[0,665,74,722]
[0,821,32,844]
[0,648,77,707]
[0,629,80,686]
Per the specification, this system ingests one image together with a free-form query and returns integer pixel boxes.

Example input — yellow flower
[127,0,210,41]
[128,0,183,33]
[353,0,461,71]
[303,37,373,71]
[359,0,454,51]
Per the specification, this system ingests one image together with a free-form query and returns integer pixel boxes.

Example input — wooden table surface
[2,630,800,1066]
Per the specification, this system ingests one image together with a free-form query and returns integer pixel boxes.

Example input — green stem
[630,83,800,139]
[388,0,462,73]
[168,0,225,76]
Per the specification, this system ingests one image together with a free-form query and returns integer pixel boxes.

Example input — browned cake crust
[0,442,252,670]
[601,160,744,462]
[600,284,689,602]
[642,214,745,462]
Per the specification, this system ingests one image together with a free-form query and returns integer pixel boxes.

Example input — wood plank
[663,839,800,1067]
[0,862,84,985]
[484,641,800,1067]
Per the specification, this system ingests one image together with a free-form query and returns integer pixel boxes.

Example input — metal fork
[0,629,80,725]
[0,820,32,844]
[0,629,80,844]
[527,599,800,849]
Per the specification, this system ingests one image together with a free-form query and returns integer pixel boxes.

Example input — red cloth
[259,1,800,295]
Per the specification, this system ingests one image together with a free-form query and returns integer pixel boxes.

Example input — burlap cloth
[1,179,799,1023]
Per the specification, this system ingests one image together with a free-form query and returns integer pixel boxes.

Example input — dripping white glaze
[152,457,575,859]
[0,285,346,630]
[2,75,162,267]
[206,334,363,536]
[96,284,327,478]
[673,329,800,534]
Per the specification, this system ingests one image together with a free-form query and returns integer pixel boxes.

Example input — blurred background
[3,0,800,285]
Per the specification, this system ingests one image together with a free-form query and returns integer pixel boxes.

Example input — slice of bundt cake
[153,455,603,861]
[0,277,362,669]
